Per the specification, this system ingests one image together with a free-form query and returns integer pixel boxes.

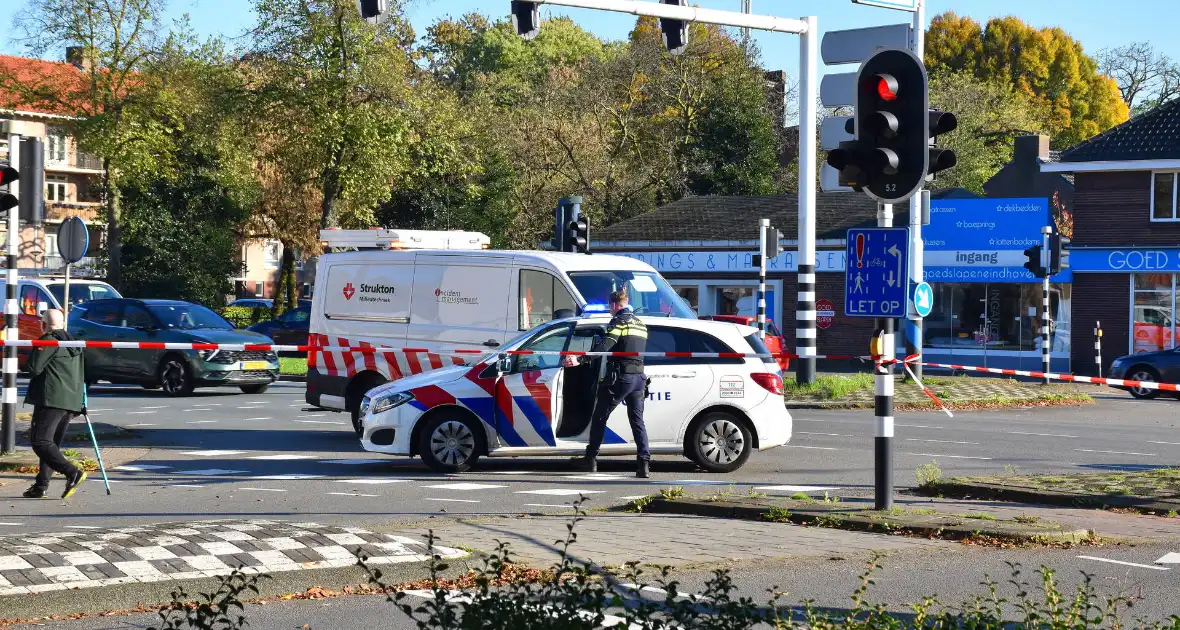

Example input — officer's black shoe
[636,460,650,479]
[571,456,596,473]
[22,485,47,499]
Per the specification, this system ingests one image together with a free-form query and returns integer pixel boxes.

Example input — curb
[634,497,1093,544]
[920,481,1180,514]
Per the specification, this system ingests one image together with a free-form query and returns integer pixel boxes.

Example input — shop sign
[1069,248,1180,273]
[923,198,1061,283]
[616,250,846,273]
[816,299,835,329]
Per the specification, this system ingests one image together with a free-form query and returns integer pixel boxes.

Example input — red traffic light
[875,74,898,102]
[0,166,17,188]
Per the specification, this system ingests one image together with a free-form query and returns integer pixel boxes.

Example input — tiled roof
[595,189,977,244]
[1058,98,1180,163]
[0,55,89,117]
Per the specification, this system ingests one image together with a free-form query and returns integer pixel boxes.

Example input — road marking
[251,474,326,480]
[523,504,574,509]
[184,409,215,412]
[128,423,158,427]
[185,420,219,424]
[181,450,247,457]
[516,489,605,496]
[1009,431,1079,438]
[902,452,993,460]
[294,420,347,425]
[0,523,24,526]
[784,445,839,451]
[1077,556,1169,571]
[904,439,980,445]
[327,492,379,497]
[896,424,943,429]
[238,487,287,492]
[114,465,171,472]
[88,409,112,412]
[331,479,409,485]
[1147,441,1180,446]
[298,414,325,418]
[242,417,272,421]
[1074,449,1156,457]
[755,485,839,492]
[425,498,481,503]
[318,459,387,465]
[423,483,507,491]
[248,455,319,461]
[191,403,221,407]
[174,469,248,476]
[140,406,168,410]
[1155,552,1180,564]
[563,474,629,481]
[796,432,852,437]
[127,411,157,415]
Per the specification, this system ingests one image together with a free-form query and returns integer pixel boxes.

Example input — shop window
[1152,172,1179,221]
[1132,273,1176,354]
[519,269,577,330]
[923,282,1070,353]
[715,287,755,317]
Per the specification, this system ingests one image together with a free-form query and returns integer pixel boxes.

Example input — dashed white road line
[248,454,319,461]
[1147,440,1180,446]
[0,522,25,526]
[516,489,604,496]
[331,479,409,485]
[182,450,247,457]
[242,417,272,421]
[185,420,219,424]
[128,423,158,427]
[1074,449,1155,457]
[784,445,839,451]
[114,465,171,472]
[298,414,325,418]
[904,439,979,445]
[896,424,943,429]
[238,487,287,492]
[423,483,507,491]
[294,420,347,425]
[251,474,325,480]
[140,406,168,410]
[1077,556,1169,571]
[327,492,379,497]
[796,432,852,437]
[191,403,221,407]
[184,409,215,412]
[902,452,993,460]
[425,498,481,503]
[1009,431,1078,438]
[127,411,157,415]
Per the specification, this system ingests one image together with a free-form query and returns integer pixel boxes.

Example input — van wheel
[158,358,195,397]
[418,413,482,473]
[686,411,753,473]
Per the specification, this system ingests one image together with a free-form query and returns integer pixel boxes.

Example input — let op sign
[845,227,910,318]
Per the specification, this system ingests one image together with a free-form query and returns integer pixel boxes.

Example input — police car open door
[492,323,572,448]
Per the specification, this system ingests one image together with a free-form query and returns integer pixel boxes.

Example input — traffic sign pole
[1042,225,1052,385]
[757,218,768,339]
[2,134,18,455]
[877,202,894,510]
[904,0,925,381]
[796,14,819,386]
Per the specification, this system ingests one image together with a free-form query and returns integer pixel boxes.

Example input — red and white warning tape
[919,361,1177,392]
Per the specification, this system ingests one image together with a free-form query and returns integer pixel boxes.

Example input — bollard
[1095,321,1103,378]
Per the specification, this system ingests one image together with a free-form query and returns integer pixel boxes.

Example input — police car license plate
[242,361,269,370]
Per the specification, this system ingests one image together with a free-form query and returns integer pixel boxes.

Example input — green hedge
[220,306,271,329]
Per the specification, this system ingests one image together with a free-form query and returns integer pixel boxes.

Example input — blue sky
[2,0,1177,78]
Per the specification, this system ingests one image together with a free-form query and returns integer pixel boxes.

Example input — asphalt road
[3,382,1178,535]
[14,540,1180,628]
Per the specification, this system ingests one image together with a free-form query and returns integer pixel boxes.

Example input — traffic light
[511,1,540,40]
[357,0,387,19]
[1049,234,1071,274]
[0,167,16,214]
[568,211,589,254]
[19,138,42,226]
[765,225,782,258]
[927,109,958,179]
[551,201,568,252]
[1023,244,1045,279]
[659,0,688,55]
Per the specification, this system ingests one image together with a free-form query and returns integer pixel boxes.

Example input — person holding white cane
[22,309,87,499]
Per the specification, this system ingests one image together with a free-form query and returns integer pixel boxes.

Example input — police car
[358,315,792,473]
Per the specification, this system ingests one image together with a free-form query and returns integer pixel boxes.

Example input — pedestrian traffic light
[0,167,16,214]
[568,212,590,254]
[1023,244,1045,279]
[659,0,689,55]
[1049,233,1071,274]
[511,1,540,40]
[357,0,387,19]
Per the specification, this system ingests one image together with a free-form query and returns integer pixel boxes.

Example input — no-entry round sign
[816,299,835,329]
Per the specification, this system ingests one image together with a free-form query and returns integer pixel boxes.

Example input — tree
[4,0,170,289]
[1098,42,1180,115]
[926,12,1128,148]
[928,70,1046,193]
[247,0,418,231]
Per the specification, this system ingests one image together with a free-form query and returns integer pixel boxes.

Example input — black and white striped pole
[1095,321,1103,378]
[1041,225,1052,385]
[757,218,768,338]
[1,133,19,454]
[874,201,894,510]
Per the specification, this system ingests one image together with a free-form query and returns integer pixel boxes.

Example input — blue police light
[581,303,610,315]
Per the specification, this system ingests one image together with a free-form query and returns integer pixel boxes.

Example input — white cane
[82,412,111,495]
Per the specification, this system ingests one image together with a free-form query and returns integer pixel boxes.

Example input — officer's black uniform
[584,308,650,468]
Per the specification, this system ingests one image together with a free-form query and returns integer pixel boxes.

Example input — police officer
[564,290,650,477]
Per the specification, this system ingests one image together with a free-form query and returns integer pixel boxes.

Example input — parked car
[0,278,121,370]
[247,305,311,353]
[1109,349,1180,399]
[698,315,790,372]
[228,298,273,309]
[359,315,791,473]
[68,299,280,396]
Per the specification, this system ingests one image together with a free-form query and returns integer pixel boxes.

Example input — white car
[358,315,792,473]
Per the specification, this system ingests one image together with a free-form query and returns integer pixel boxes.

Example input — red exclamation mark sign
[855,233,866,268]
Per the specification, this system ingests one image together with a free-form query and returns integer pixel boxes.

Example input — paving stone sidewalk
[0,519,465,596]
[399,512,952,569]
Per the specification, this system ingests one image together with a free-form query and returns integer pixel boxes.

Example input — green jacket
[25,329,85,412]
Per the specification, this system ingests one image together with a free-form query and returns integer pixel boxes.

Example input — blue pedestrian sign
[911,281,934,318]
[845,227,910,318]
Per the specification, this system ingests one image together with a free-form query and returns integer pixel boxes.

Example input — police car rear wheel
[687,412,752,473]
[420,415,481,473]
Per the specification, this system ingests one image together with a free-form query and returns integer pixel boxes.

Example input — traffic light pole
[2,134,19,454]
[795,15,818,385]
[757,218,768,339]
[1041,225,1052,385]
[904,0,926,381]
[875,202,894,510]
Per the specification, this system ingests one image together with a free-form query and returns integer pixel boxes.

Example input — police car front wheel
[686,412,752,473]
[419,414,482,473]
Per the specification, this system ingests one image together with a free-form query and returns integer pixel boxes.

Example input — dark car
[228,298,273,309]
[247,305,310,353]
[1109,349,1180,399]
[69,299,280,396]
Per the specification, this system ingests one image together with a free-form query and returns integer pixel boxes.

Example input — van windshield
[568,271,694,318]
[48,283,121,308]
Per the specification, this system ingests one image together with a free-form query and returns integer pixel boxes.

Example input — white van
[305,239,696,433]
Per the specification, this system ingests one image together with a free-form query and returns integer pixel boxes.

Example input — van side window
[519,270,577,330]
[19,285,47,316]
[646,326,740,366]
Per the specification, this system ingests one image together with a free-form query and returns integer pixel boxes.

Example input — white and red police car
[358,315,792,473]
